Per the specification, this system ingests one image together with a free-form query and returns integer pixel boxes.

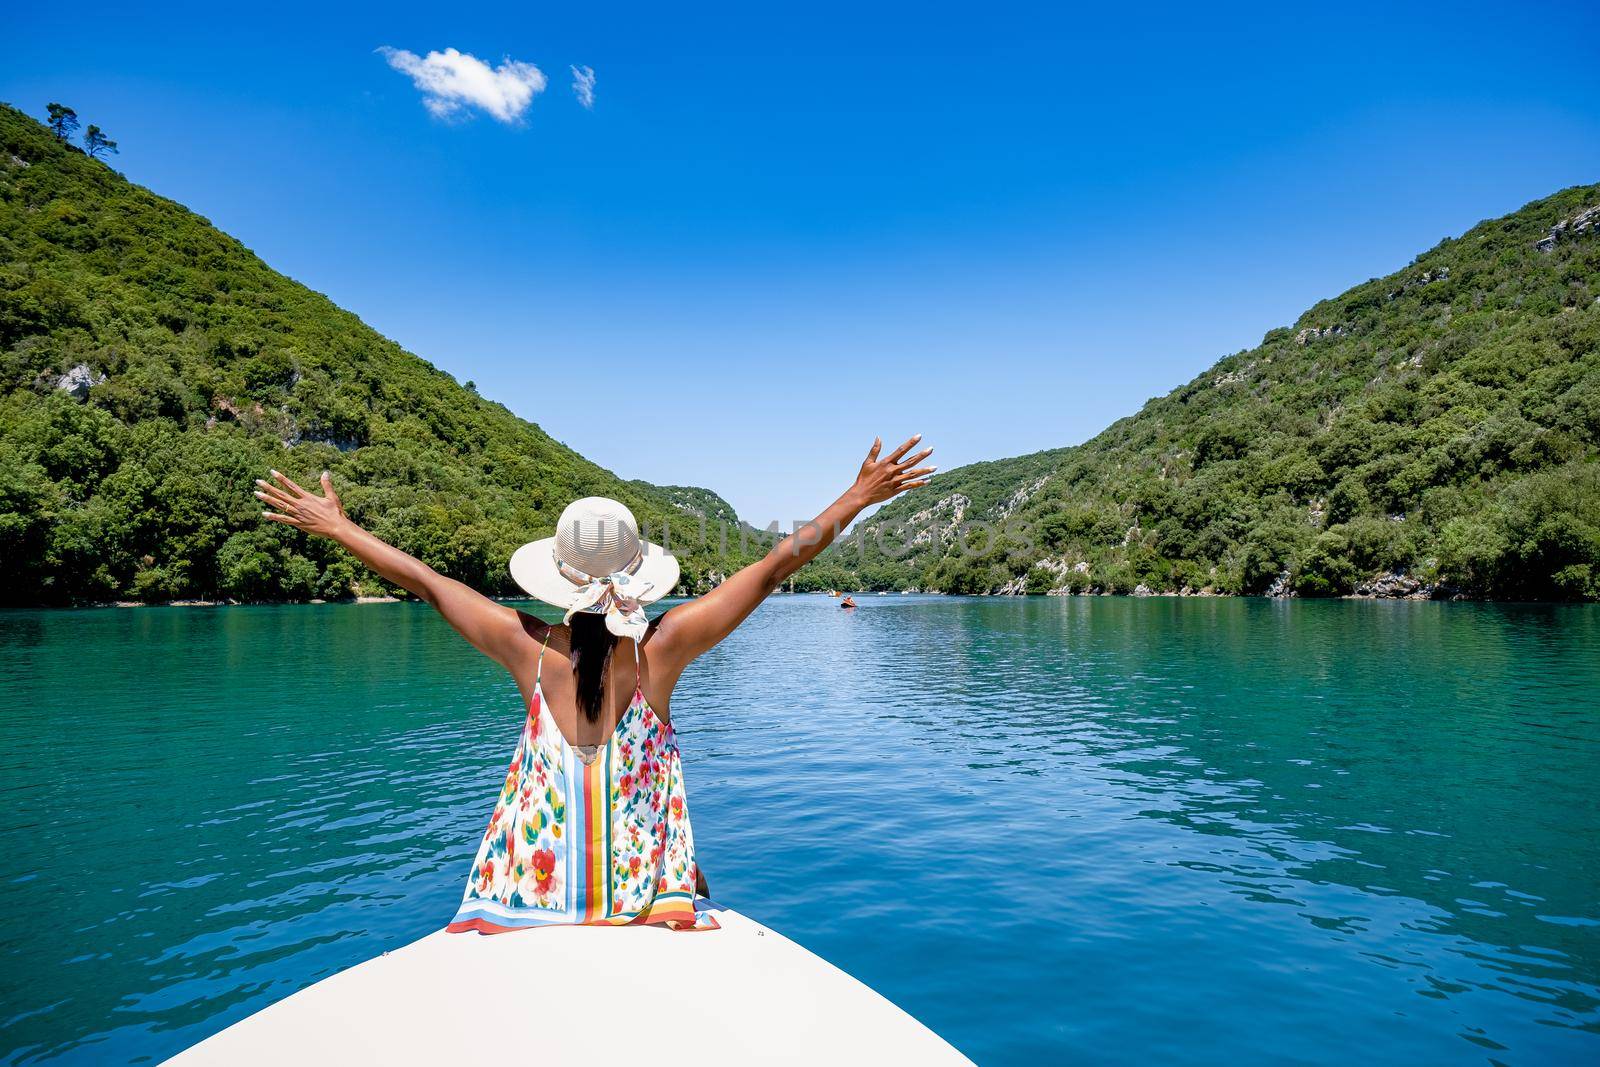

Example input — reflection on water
[0,598,1596,1065]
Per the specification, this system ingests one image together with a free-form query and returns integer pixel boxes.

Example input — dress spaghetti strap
[534,626,552,689]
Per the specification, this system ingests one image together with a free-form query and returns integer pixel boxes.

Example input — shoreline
[8,590,1588,610]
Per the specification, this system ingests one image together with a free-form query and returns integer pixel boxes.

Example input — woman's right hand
[256,470,352,540]
[254,469,532,672]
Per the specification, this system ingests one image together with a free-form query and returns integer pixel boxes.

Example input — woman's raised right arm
[255,470,535,671]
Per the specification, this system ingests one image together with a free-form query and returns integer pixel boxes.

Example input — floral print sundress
[447,632,718,934]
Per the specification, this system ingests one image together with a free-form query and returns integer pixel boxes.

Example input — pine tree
[45,103,79,143]
[83,125,118,160]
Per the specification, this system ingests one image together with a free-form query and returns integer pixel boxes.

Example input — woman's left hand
[847,434,936,506]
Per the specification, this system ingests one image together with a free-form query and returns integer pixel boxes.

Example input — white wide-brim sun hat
[509,497,679,635]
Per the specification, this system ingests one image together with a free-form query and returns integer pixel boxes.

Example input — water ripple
[0,597,1596,1065]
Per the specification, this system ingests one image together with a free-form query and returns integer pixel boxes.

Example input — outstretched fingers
[884,433,923,464]
[270,469,309,497]
[255,476,291,496]
[254,481,295,510]
[896,446,934,471]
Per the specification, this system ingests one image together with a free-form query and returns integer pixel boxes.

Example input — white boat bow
[165,901,972,1065]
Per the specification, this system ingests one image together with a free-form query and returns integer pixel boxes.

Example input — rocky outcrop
[1388,267,1450,300]
[871,493,968,549]
[1536,206,1599,252]
[1295,325,1347,345]
[1211,363,1254,387]
[1015,556,1093,596]
[283,426,363,452]
[1265,570,1294,598]
[995,574,1027,595]
[994,476,1048,520]
[1351,571,1434,599]
[205,395,310,445]
[53,363,105,399]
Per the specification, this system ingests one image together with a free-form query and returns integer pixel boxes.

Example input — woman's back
[512,620,679,747]
[448,628,715,933]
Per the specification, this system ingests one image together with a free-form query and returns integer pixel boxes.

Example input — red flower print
[671,796,684,819]
[630,855,642,875]
[531,848,557,894]
[619,773,634,797]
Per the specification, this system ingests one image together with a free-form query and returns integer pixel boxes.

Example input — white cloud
[571,65,596,110]
[378,46,547,123]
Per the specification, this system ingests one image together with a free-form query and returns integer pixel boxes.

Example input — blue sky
[8,1,1600,524]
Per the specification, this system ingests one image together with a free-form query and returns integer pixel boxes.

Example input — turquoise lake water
[0,596,1597,1065]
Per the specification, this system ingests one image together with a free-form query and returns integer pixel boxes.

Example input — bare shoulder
[504,611,556,677]
[514,610,554,643]
[644,601,690,653]
[639,611,674,662]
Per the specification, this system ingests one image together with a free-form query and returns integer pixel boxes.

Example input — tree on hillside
[83,125,118,159]
[45,103,79,143]
[0,103,767,607]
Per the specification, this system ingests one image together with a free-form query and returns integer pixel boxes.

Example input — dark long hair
[569,612,617,724]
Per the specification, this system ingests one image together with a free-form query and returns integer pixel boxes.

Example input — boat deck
[165,901,972,1065]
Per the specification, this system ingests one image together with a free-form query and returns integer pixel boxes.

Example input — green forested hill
[815,184,1600,600]
[0,104,759,606]
[5,97,1596,605]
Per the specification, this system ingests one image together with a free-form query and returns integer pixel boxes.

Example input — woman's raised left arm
[649,433,934,671]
